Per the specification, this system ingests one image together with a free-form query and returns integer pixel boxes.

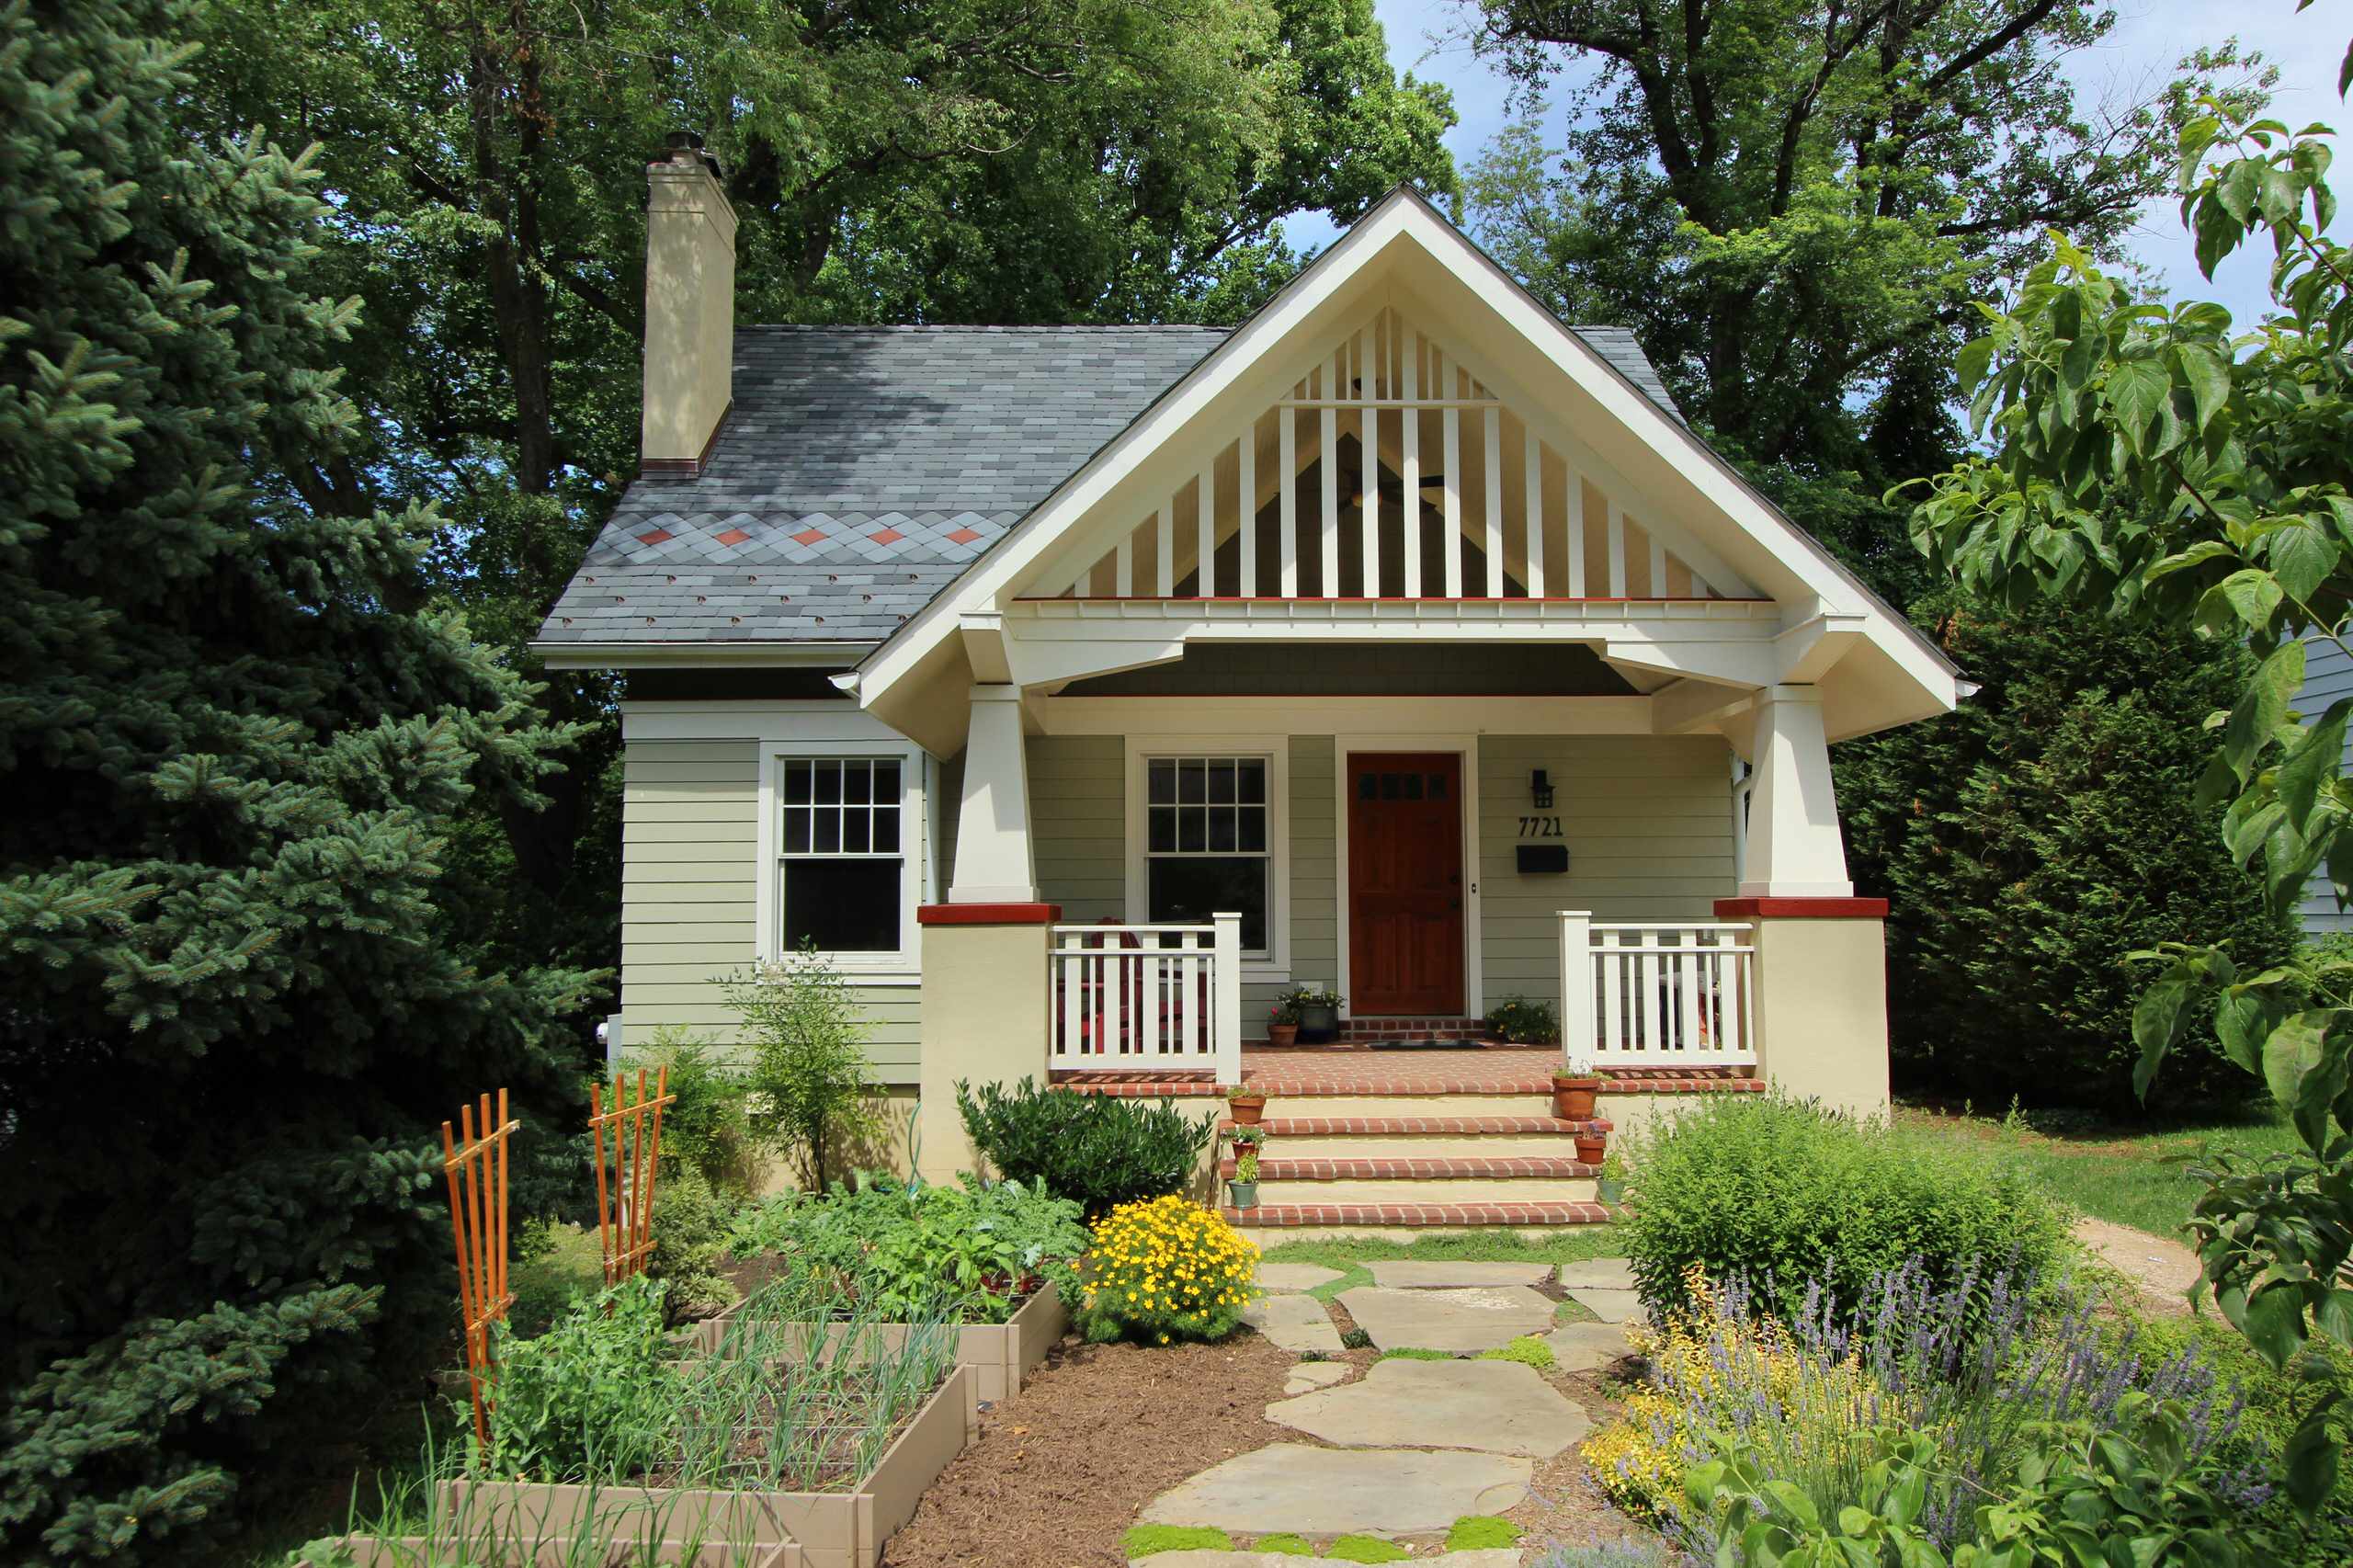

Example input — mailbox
[1516,845,1569,874]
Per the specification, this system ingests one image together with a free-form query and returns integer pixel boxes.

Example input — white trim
[1332,733,1483,1020]
[1122,735,1292,981]
[621,699,923,744]
[1040,696,1653,738]
[537,640,872,669]
[754,736,928,974]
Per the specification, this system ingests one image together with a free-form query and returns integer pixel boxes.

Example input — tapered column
[1739,685,1852,898]
[950,684,1037,903]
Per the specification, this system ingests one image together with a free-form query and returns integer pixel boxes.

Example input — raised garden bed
[302,1480,805,1566]
[440,1369,969,1568]
[689,1287,1068,1404]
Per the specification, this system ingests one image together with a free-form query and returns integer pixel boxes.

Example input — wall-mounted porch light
[1530,768,1554,809]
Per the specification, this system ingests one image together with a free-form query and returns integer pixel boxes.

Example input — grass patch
[1376,1346,1454,1361]
[1554,1297,1599,1325]
[1447,1516,1524,1549]
[1253,1532,1315,1555]
[1262,1227,1620,1303]
[1893,1101,2302,1237]
[1325,1534,1412,1562]
[1123,1524,1234,1557]
[1476,1335,1555,1370]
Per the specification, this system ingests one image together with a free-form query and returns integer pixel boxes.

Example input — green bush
[1836,590,2296,1112]
[646,1166,742,1323]
[1625,1094,2065,1321]
[727,1175,1088,1323]
[506,1221,605,1339]
[722,948,885,1189]
[486,1278,678,1481]
[1485,994,1561,1045]
[628,1028,767,1199]
[955,1077,1215,1217]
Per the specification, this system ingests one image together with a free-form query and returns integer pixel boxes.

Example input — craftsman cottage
[534,142,1962,1228]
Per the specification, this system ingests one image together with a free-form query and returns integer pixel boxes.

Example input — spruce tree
[0,1,597,1558]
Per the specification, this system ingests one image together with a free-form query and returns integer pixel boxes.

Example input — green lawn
[1893,1098,2304,1238]
[1258,1225,1625,1301]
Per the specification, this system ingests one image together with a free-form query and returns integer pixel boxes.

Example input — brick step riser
[1248,1133,1591,1158]
[1244,1092,1555,1117]
[1224,1201,1611,1232]
[1245,1176,1599,1204]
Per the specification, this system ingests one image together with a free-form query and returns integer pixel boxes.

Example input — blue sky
[1285,0,2350,330]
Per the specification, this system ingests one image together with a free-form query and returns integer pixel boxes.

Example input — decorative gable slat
[1040,304,1738,607]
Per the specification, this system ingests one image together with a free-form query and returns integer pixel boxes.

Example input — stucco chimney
[641,132,736,476]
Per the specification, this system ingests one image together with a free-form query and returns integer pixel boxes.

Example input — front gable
[848,188,1959,754]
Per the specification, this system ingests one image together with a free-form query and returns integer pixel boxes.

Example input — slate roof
[537,323,1685,650]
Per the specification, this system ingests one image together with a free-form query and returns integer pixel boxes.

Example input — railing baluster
[1679,935,1701,1055]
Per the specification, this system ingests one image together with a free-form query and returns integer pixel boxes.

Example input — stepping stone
[1282,1361,1350,1396]
[1367,1260,1552,1289]
[1557,1256,1638,1290]
[1544,1320,1634,1372]
[1137,1554,1522,1568]
[1268,1357,1589,1458]
[1140,1443,1531,1536]
[1243,1292,1343,1353]
[1336,1285,1553,1352]
[1256,1263,1345,1292]
[1143,1544,1524,1553]
[1567,1287,1643,1324]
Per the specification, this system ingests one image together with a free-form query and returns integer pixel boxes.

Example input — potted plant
[1266,994,1302,1049]
[1595,1149,1629,1206]
[1290,985,1344,1045]
[1574,1123,1608,1165]
[1552,1053,1601,1120]
[1228,1138,1262,1209]
[1227,1086,1268,1126]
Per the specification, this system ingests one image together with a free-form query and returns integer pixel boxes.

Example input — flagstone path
[1127,1258,1651,1564]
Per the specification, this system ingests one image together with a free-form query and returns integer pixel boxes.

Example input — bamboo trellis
[591,1066,675,1285]
[442,1088,518,1450]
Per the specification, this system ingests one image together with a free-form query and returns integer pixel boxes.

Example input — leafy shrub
[956,1077,1215,1217]
[727,1175,1088,1323]
[722,949,884,1189]
[1486,994,1561,1045]
[506,1220,604,1338]
[486,1277,679,1481]
[1836,590,2295,1112]
[629,1027,767,1199]
[1074,1196,1259,1345]
[648,1165,742,1322]
[1624,1093,2065,1322]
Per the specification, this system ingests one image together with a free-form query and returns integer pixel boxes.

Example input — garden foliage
[1484,995,1561,1046]
[1072,1196,1259,1346]
[1622,1096,2065,1323]
[628,1028,767,1199]
[485,1277,679,1483]
[727,1175,1087,1324]
[1907,41,2353,1506]
[1837,590,2294,1110]
[722,950,883,1190]
[646,1166,743,1324]
[956,1077,1216,1217]
[0,1,597,1557]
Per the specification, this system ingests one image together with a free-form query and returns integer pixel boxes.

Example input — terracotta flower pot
[1267,1022,1300,1048]
[1228,1093,1267,1126]
[1574,1133,1608,1165]
[1552,1076,1601,1120]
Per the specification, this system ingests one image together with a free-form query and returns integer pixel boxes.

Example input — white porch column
[1739,685,1852,898]
[949,684,1037,903]
[1211,911,1244,1087]
[1557,911,1596,1058]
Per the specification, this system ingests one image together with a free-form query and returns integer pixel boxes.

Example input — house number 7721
[1518,816,1563,838]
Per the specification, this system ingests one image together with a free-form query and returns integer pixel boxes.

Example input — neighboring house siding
[1477,734,1737,1011]
[2297,631,2353,935]
[618,730,923,1085]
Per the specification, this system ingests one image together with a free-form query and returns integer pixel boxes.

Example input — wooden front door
[1347,752,1465,1015]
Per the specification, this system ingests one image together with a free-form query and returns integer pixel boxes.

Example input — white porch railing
[1050,915,1243,1084]
[1558,911,1756,1069]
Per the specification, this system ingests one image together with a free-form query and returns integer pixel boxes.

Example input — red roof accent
[713,527,751,546]
[945,527,983,544]
[634,528,673,546]
[869,528,904,545]
[791,527,828,546]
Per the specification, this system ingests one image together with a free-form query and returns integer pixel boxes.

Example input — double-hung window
[1140,754,1276,956]
[768,751,920,964]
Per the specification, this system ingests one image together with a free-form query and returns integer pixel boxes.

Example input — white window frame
[1124,735,1290,980]
[755,738,927,978]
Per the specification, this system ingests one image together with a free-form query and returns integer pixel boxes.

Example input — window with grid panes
[778,757,904,952]
[1144,756,1269,951]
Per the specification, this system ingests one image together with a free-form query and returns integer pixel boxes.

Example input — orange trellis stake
[442,1088,518,1450]
[591,1066,675,1285]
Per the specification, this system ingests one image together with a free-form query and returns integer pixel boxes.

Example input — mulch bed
[881,1331,1298,1566]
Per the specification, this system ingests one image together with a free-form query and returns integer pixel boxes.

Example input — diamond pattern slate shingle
[537,323,1685,648]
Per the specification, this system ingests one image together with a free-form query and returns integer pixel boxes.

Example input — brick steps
[1223,1199,1613,1234]
[1223,1152,1598,1204]
[1220,1155,1597,1181]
